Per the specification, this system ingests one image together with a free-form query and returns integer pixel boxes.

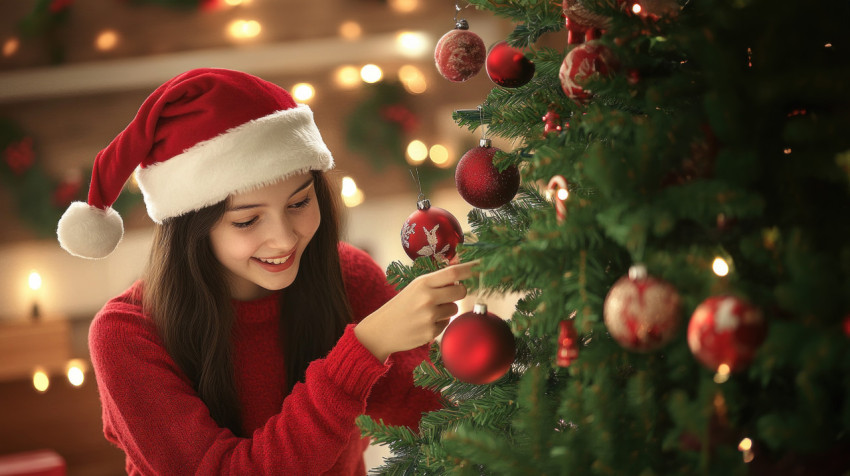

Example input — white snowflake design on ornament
[417,224,451,262]
[400,222,416,248]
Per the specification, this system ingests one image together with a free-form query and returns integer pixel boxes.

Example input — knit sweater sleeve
[339,243,443,430]
[89,284,389,475]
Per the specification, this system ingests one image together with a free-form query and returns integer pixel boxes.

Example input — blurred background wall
[0,0,520,473]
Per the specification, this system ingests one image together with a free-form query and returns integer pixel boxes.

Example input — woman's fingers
[425,260,479,287]
[429,281,467,305]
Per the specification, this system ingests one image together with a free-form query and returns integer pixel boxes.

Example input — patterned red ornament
[687,295,766,372]
[401,199,464,263]
[455,139,520,209]
[434,19,486,83]
[603,265,682,352]
[559,41,618,103]
[485,41,535,88]
[440,303,516,385]
[556,319,579,367]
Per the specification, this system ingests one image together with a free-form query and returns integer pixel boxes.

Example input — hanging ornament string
[409,168,425,202]
[478,104,488,141]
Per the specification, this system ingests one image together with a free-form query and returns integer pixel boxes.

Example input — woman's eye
[232,217,258,228]
[290,197,312,209]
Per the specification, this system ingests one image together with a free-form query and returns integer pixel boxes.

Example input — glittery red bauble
[455,140,520,209]
[559,41,618,103]
[401,199,464,263]
[434,20,486,83]
[440,304,516,385]
[687,295,766,372]
[485,41,535,88]
[603,265,682,352]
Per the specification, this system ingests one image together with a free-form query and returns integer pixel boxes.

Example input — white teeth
[258,255,290,265]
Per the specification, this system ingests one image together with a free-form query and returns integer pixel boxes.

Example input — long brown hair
[142,171,352,437]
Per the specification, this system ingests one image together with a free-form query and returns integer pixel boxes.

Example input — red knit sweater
[88,243,442,475]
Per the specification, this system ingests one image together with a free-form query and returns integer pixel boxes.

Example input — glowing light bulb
[228,20,261,40]
[398,65,427,94]
[738,438,752,452]
[388,0,418,12]
[339,21,362,40]
[713,363,731,383]
[95,30,119,51]
[406,140,428,163]
[3,37,19,57]
[66,359,87,387]
[291,83,315,102]
[712,257,729,277]
[28,271,42,291]
[340,177,364,207]
[557,188,569,201]
[33,368,49,393]
[429,144,450,167]
[360,64,383,83]
[335,66,361,89]
[396,31,428,56]
[632,3,642,14]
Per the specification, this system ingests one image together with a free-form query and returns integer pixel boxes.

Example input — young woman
[56,68,473,474]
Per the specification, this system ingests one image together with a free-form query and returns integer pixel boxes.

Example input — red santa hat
[57,68,334,259]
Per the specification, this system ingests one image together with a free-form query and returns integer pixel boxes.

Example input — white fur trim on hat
[57,201,124,259]
[136,104,333,223]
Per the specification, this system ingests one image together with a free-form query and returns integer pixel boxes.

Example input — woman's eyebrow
[226,177,315,212]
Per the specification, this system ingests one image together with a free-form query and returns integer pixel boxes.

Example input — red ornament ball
[603,265,682,352]
[434,20,486,82]
[401,199,464,263]
[440,304,516,385]
[485,41,535,88]
[455,139,520,209]
[687,295,766,372]
[559,41,618,103]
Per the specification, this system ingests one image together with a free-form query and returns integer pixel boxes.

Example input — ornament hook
[409,168,425,201]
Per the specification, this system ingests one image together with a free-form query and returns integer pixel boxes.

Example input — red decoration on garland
[401,198,464,263]
[434,19,486,83]
[603,265,682,352]
[49,0,74,14]
[542,108,564,136]
[485,41,535,88]
[559,41,618,103]
[687,295,766,372]
[379,104,419,134]
[455,139,520,209]
[4,136,35,176]
[52,172,84,208]
[556,319,579,367]
[440,303,516,384]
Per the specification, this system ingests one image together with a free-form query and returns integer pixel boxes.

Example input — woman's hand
[355,261,477,361]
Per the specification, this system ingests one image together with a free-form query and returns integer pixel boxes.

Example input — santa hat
[57,68,334,259]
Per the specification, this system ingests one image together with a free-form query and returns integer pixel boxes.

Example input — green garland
[0,117,140,238]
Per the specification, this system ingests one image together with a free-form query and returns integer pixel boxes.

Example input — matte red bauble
[401,199,464,263]
[603,265,682,352]
[434,19,486,82]
[687,295,766,372]
[455,139,520,209]
[485,41,535,88]
[559,41,618,103]
[440,304,516,385]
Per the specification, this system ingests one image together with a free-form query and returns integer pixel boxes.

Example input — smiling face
[209,172,321,301]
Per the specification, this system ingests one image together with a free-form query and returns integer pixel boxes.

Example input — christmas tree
[358,0,850,474]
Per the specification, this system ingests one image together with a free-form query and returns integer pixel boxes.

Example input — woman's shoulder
[337,242,385,281]
[89,281,156,345]
[337,242,397,320]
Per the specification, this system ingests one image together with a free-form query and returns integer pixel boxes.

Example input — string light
[783,148,792,155]
[95,30,119,51]
[388,0,419,13]
[632,3,642,14]
[360,64,383,83]
[291,83,315,102]
[429,144,450,167]
[713,363,731,383]
[712,257,729,277]
[738,437,755,463]
[228,20,261,40]
[66,359,88,387]
[3,37,19,57]
[33,368,49,393]
[339,21,362,40]
[398,65,427,94]
[406,140,428,163]
[334,66,361,89]
[396,31,429,56]
[340,177,364,207]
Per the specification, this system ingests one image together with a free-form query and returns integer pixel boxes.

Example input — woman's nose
[265,215,297,250]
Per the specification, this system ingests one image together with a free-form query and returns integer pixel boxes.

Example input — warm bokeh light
[557,188,569,201]
[429,144,450,167]
[95,30,119,51]
[360,64,383,83]
[406,140,428,163]
[339,21,362,40]
[28,271,42,291]
[33,368,49,393]
[228,20,261,39]
[340,177,364,207]
[783,148,792,154]
[713,363,731,383]
[224,0,250,5]
[712,257,729,277]
[398,65,427,94]
[388,0,419,13]
[65,359,86,387]
[396,31,429,56]
[632,3,642,14]
[3,37,19,57]
[738,438,752,452]
[291,83,315,102]
[334,66,361,89]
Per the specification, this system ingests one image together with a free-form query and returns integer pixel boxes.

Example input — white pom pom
[57,201,124,259]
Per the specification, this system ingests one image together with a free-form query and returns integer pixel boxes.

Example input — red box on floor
[0,450,65,476]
